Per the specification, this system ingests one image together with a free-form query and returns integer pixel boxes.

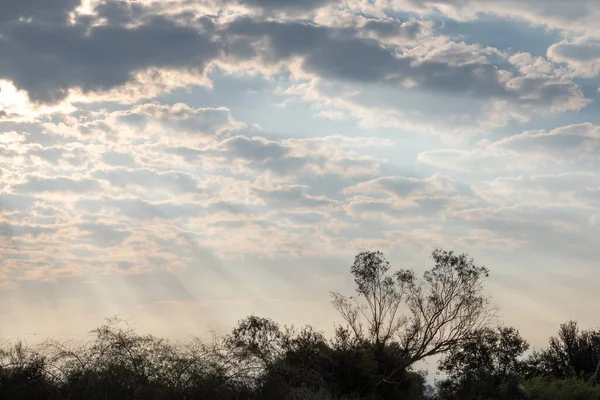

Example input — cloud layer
[0,0,599,345]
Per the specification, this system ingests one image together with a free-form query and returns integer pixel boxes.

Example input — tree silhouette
[529,320,600,382]
[331,249,494,388]
[437,326,529,399]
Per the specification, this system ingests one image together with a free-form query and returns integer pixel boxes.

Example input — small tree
[331,249,494,386]
[528,320,600,382]
[224,315,286,382]
[331,251,415,350]
[437,326,529,399]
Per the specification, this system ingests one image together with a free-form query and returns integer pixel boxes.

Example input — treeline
[1,249,600,399]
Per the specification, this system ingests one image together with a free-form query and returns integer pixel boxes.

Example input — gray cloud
[347,196,451,221]
[207,201,254,215]
[164,147,203,163]
[346,174,473,199]
[0,0,588,121]
[91,168,201,193]
[221,136,291,161]
[548,37,600,76]
[551,41,600,61]
[274,210,328,225]
[0,2,218,103]
[485,173,600,204]
[76,198,203,220]
[419,123,600,172]
[29,146,66,164]
[492,123,600,161]
[0,193,35,213]
[102,151,137,167]
[220,17,587,123]
[395,0,600,32]
[115,103,240,136]
[363,19,425,40]
[216,135,311,174]
[367,176,428,197]
[77,222,132,248]
[0,0,79,24]
[448,203,600,262]
[0,221,56,238]
[228,0,334,11]
[253,185,338,209]
[223,19,501,95]
[13,176,101,193]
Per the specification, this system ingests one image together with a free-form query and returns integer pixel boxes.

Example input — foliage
[436,326,529,399]
[1,248,600,399]
[332,249,493,391]
[0,341,54,400]
[523,377,600,400]
[528,320,600,382]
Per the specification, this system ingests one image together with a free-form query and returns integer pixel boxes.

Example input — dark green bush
[523,377,600,400]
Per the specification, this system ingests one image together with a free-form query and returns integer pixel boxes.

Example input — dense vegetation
[1,249,599,399]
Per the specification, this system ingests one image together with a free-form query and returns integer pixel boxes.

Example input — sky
[0,0,599,355]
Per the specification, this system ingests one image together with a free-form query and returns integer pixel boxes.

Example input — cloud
[343,174,473,221]
[349,176,428,198]
[91,168,201,194]
[346,199,445,221]
[454,228,526,250]
[362,19,430,42]
[36,102,244,158]
[102,151,137,167]
[0,0,79,24]
[223,18,512,96]
[2,0,600,343]
[253,185,339,209]
[213,135,310,176]
[446,202,600,263]
[548,36,600,77]
[418,123,600,172]
[491,123,600,162]
[229,0,335,11]
[225,20,586,133]
[345,174,470,198]
[220,16,584,116]
[114,103,244,138]
[388,0,600,33]
[0,1,590,136]
[12,175,101,193]
[0,222,56,238]
[164,133,383,179]
[0,1,218,104]
[77,222,132,248]
[221,135,291,162]
[482,173,600,205]
[75,197,203,221]
[0,192,35,213]
[417,148,512,173]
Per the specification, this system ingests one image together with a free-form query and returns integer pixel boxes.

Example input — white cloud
[419,123,600,172]
[548,36,600,77]
[491,123,600,162]
[387,0,600,34]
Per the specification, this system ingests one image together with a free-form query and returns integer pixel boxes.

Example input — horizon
[1,0,600,367]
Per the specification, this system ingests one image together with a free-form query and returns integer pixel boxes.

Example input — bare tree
[331,251,414,349]
[331,249,494,384]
